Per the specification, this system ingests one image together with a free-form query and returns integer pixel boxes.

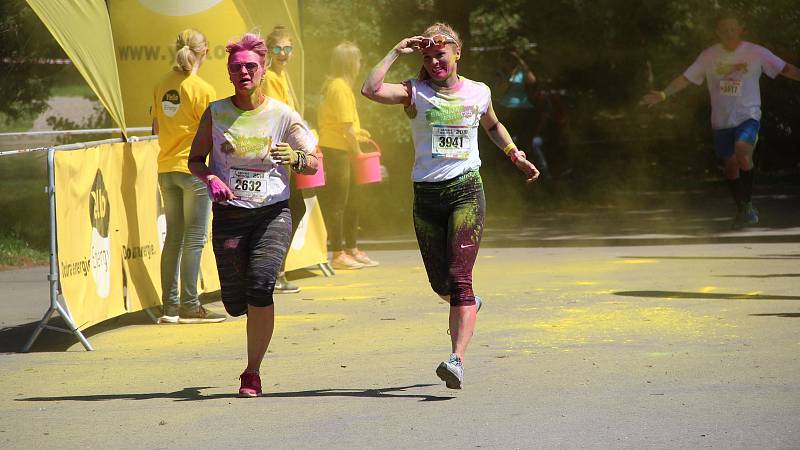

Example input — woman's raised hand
[394,36,425,55]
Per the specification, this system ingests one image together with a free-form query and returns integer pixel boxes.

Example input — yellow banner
[119,140,163,312]
[109,0,304,127]
[284,195,328,272]
[55,144,126,328]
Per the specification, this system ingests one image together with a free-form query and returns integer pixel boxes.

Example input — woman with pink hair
[187,32,318,397]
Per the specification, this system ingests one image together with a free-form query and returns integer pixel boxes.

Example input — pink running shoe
[349,250,379,267]
[238,371,262,398]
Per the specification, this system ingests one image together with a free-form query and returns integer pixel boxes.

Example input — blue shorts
[712,119,759,160]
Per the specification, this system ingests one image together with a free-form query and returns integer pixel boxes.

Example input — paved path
[1,243,799,448]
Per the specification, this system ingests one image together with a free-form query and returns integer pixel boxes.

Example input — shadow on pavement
[0,309,155,354]
[614,291,800,301]
[749,313,800,318]
[16,384,453,403]
[618,255,800,261]
[715,273,800,278]
[0,292,224,354]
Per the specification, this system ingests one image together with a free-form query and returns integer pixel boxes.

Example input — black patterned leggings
[413,170,485,307]
[211,201,292,316]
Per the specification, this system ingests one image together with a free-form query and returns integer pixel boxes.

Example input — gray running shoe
[742,202,759,227]
[178,305,227,324]
[436,353,464,389]
[274,275,300,294]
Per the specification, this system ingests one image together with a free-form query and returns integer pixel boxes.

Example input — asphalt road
[1,243,799,449]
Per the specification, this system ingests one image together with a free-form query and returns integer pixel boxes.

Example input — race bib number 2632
[229,167,268,202]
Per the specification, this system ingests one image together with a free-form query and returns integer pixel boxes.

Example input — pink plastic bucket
[293,149,326,189]
[353,140,382,185]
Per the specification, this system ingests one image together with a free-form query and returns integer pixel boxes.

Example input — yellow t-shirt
[318,77,360,151]
[264,69,295,110]
[152,71,216,174]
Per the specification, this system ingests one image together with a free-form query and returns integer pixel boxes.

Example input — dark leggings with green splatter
[413,169,485,307]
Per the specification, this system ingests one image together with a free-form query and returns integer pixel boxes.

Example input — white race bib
[229,167,268,203]
[719,79,742,97]
[431,125,473,159]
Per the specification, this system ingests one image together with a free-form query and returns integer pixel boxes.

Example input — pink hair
[225,33,268,66]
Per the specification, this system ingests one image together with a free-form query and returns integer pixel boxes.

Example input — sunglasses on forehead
[270,45,293,55]
[419,34,457,49]
[227,61,260,73]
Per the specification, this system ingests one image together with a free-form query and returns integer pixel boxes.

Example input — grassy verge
[0,110,37,133]
[0,232,48,268]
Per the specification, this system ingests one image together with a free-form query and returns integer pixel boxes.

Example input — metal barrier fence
[0,129,155,351]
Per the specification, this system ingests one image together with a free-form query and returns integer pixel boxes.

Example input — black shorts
[211,201,292,316]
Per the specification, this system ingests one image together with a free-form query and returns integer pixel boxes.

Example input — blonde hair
[327,41,362,85]
[173,29,208,75]
[417,23,462,81]
[267,25,291,49]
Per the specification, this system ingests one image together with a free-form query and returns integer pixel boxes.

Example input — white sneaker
[158,305,179,324]
[436,353,464,389]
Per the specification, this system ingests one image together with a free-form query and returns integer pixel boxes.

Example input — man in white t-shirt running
[643,12,800,229]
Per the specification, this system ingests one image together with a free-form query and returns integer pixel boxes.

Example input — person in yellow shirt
[264,25,295,110]
[152,29,223,324]
[317,41,378,270]
[263,25,302,293]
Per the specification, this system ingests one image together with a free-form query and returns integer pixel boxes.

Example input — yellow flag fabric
[27,0,127,134]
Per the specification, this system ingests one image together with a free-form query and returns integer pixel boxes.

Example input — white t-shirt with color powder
[208,97,316,208]
[406,77,491,182]
[683,41,786,130]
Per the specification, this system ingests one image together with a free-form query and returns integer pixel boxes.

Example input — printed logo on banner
[89,170,111,299]
[161,89,180,117]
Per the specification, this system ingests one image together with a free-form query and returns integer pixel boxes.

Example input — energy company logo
[89,169,111,298]
[161,90,180,117]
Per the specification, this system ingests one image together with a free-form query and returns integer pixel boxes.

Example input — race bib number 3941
[431,125,473,159]
[229,167,268,202]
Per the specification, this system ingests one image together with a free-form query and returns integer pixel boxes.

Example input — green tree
[0,0,67,123]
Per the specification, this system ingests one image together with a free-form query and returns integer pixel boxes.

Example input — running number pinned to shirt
[229,167,268,203]
[432,125,473,159]
[719,79,742,97]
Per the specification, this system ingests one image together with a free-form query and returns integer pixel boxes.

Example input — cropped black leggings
[413,170,485,307]
[211,201,292,316]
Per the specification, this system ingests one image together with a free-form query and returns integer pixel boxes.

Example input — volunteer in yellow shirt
[152,29,223,324]
[317,41,378,270]
[263,25,303,293]
[264,25,295,110]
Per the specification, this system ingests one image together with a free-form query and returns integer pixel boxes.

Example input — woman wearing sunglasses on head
[187,32,318,398]
[263,25,303,294]
[264,25,295,110]
[362,23,540,389]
